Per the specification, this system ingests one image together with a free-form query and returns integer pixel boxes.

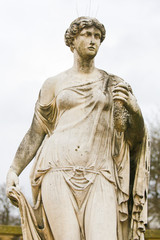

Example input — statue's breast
[56,88,82,111]
[56,79,112,113]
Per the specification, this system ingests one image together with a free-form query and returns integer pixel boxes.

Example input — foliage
[147,115,160,228]
[0,183,21,225]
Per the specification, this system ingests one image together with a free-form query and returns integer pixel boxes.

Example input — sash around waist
[36,164,116,190]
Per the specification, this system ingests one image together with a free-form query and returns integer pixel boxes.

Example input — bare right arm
[6,74,63,200]
[6,76,57,194]
[6,114,46,192]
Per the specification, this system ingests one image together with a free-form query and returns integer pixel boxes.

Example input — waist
[37,164,116,189]
[43,163,112,176]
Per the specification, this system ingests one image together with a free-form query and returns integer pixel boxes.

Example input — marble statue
[6,17,150,240]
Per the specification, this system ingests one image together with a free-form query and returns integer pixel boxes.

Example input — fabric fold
[8,187,54,240]
[10,71,150,240]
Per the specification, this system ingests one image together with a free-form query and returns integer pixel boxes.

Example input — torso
[39,68,103,105]
[39,69,115,171]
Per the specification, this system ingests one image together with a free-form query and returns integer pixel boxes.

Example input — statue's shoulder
[107,72,125,85]
[39,70,68,104]
[106,72,132,93]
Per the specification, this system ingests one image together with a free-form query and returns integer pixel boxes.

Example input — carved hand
[112,82,140,115]
[6,168,20,207]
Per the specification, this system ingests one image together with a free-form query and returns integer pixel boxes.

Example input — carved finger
[115,82,129,90]
[7,187,19,207]
[113,96,127,103]
[113,87,129,96]
[113,92,128,99]
[9,196,19,208]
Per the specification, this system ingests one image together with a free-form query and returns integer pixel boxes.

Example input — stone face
[6,17,150,240]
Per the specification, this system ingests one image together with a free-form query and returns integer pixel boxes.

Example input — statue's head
[65,16,106,52]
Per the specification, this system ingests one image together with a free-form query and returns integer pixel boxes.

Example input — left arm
[113,82,145,149]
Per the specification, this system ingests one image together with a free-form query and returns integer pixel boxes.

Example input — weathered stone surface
[6,17,150,240]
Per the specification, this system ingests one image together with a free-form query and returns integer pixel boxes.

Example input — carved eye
[85,32,91,37]
[95,34,101,39]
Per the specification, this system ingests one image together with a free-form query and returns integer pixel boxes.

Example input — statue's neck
[72,52,95,74]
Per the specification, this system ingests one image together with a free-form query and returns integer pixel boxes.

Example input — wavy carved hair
[65,16,106,52]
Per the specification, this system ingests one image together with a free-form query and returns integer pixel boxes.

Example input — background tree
[0,183,20,225]
[147,113,160,228]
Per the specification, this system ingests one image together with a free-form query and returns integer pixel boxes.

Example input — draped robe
[8,71,150,240]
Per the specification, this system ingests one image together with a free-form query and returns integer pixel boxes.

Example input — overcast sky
[0,0,160,197]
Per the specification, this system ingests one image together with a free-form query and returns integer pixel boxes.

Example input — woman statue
[6,17,150,240]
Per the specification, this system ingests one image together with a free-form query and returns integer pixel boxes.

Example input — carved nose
[90,40,95,45]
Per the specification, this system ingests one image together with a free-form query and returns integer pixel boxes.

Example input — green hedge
[0,225,160,239]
